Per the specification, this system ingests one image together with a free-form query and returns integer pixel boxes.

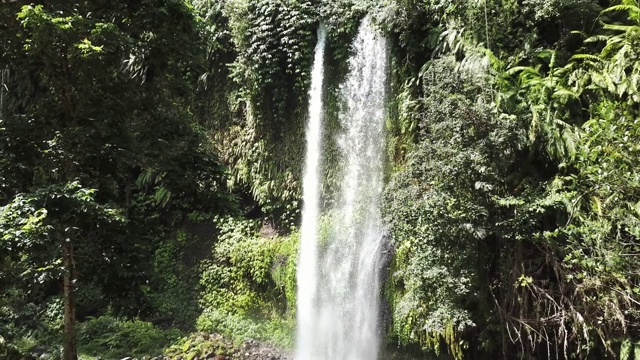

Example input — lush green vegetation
[1,0,639,359]
[381,1,640,358]
[197,217,297,347]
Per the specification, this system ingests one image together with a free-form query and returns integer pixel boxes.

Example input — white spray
[296,17,388,360]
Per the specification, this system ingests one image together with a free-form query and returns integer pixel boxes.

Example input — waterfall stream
[296,23,326,359]
[296,17,388,360]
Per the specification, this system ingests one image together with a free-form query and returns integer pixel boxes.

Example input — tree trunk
[62,242,78,360]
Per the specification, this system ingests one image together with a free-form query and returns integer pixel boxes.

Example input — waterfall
[296,23,326,359]
[296,17,388,360]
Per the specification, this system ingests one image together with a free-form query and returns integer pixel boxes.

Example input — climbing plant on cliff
[383,57,529,359]
[381,0,640,358]
[206,0,317,221]
[487,2,640,356]
[197,217,298,346]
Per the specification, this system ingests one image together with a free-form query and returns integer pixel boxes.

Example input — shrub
[197,216,297,347]
[78,315,182,358]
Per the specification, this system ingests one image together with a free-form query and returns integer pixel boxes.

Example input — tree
[1,1,230,358]
[1,183,124,360]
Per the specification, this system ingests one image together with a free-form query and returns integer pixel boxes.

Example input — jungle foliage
[1,0,640,359]
[382,0,640,359]
[197,217,297,347]
[0,1,231,358]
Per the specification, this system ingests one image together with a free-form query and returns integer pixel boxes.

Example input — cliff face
[214,1,639,359]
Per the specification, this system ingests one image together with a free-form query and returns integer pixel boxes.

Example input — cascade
[296,17,388,360]
[296,23,326,358]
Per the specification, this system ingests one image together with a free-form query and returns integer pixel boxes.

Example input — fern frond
[552,88,580,99]
[601,37,625,57]
[154,186,172,207]
[550,50,557,68]
[536,49,555,62]
[601,4,640,17]
[602,23,636,32]
[570,54,603,63]
[562,127,577,159]
[620,338,632,360]
[590,196,603,216]
[570,30,587,38]
[584,35,610,43]
[136,169,159,188]
[505,66,538,77]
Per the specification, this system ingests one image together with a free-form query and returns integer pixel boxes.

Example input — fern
[621,338,632,360]
[601,3,640,22]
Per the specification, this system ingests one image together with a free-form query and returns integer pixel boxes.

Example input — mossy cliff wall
[198,1,640,359]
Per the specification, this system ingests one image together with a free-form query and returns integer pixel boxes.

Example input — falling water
[296,17,388,360]
[296,23,327,359]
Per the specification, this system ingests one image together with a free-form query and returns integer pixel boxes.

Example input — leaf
[570,54,602,63]
[600,4,640,17]
[620,338,632,360]
[181,339,192,352]
[590,196,603,217]
[584,34,610,44]
[505,65,538,77]
[552,88,579,99]
[602,23,635,33]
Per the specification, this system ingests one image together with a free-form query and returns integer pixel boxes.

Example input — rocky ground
[150,333,292,360]
[235,339,292,360]
[26,334,420,360]
[23,333,292,360]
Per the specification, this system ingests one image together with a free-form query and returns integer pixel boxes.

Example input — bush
[0,293,64,358]
[0,337,22,360]
[196,308,293,348]
[382,57,526,359]
[78,315,182,358]
[196,216,297,347]
[148,229,203,329]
